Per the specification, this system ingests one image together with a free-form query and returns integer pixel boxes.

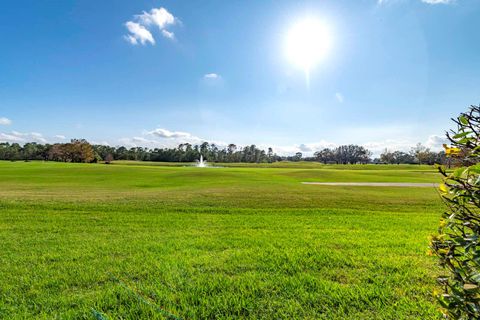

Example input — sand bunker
[302,182,438,187]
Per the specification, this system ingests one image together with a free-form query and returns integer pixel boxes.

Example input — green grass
[0,161,444,319]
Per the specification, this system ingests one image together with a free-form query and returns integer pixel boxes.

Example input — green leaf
[468,165,480,174]
[453,167,467,178]
[470,274,480,283]
[453,132,470,139]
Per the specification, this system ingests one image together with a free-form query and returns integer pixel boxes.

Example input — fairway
[0,161,444,319]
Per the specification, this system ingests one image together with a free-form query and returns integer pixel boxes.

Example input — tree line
[0,139,446,165]
[0,140,280,163]
[378,143,446,165]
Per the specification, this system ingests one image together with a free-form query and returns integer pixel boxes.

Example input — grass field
[0,161,444,319]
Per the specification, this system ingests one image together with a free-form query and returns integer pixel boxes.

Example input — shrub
[430,105,480,318]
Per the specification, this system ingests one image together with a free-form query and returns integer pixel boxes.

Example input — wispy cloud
[335,92,344,103]
[120,127,207,148]
[0,133,23,143]
[90,140,111,146]
[124,7,177,45]
[0,117,12,125]
[0,131,72,144]
[161,30,175,39]
[146,128,197,139]
[201,73,224,88]
[204,73,220,79]
[0,131,47,144]
[266,140,337,156]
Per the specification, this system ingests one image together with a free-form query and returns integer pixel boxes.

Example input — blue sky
[1,0,479,155]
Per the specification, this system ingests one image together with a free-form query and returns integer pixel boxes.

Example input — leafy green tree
[294,152,302,161]
[23,142,39,160]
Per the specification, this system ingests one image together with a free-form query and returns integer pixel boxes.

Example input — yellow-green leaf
[439,184,448,193]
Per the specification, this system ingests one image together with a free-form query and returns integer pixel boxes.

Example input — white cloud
[201,73,224,88]
[146,128,197,139]
[120,128,206,149]
[124,7,177,45]
[137,7,175,29]
[0,131,47,144]
[125,35,138,45]
[298,144,312,152]
[0,117,12,125]
[30,132,46,142]
[0,133,23,143]
[267,140,337,156]
[363,139,416,155]
[90,140,111,146]
[161,30,175,39]
[54,135,66,140]
[119,127,230,150]
[425,134,448,149]
[118,137,157,148]
[363,134,447,157]
[204,73,220,79]
[131,137,154,144]
[125,21,155,45]
[335,92,344,103]
[268,135,447,157]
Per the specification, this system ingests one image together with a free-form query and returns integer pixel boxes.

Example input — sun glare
[285,17,331,80]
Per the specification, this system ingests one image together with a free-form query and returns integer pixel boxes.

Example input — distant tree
[200,142,209,158]
[380,149,395,164]
[333,145,371,164]
[411,143,430,164]
[23,142,39,161]
[70,139,95,163]
[48,144,65,162]
[392,151,415,164]
[7,143,22,161]
[267,147,274,163]
[46,140,94,163]
[314,148,334,164]
[116,146,128,160]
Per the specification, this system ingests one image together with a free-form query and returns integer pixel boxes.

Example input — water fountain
[196,155,207,167]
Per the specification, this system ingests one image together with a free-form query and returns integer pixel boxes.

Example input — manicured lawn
[0,161,444,319]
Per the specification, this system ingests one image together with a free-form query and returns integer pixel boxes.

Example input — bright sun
[285,18,331,75]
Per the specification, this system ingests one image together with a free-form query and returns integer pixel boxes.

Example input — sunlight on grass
[0,161,443,319]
